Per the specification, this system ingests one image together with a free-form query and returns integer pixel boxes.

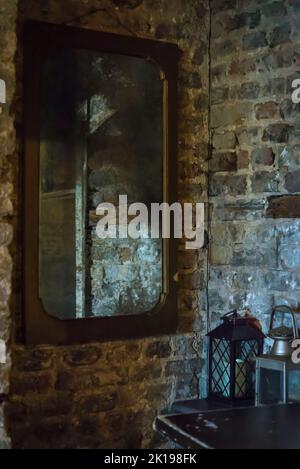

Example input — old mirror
[24,22,179,343]
[39,49,163,319]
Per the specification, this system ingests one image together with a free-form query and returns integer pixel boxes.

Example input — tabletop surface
[156,404,300,449]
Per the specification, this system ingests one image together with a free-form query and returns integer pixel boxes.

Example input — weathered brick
[285,170,300,193]
[263,124,292,143]
[56,368,127,391]
[28,396,73,418]
[194,2,208,18]
[211,152,237,172]
[212,199,266,222]
[252,148,275,166]
[210,175,247,196]
[174,377,198,401]
[232,10,261,30]
[210,245,231,265]
[213,131,237,150]
[130,362,162,381]
[165,359,201,378]
[237,127,259,146]
[106,343,141,362]
[211,15,229,38]
[195,94,209,112]
[262,45,300,70]
[10,372,53,395]
[243,32,267,50]
[262,1,287,17]
[0,223,13,247]
[280,146,299,171]
[267,195,300,218]
[252,172,279,193]
[270,24,291,48]
[178,182,204,203]
[231,246,277,268]
[280,98,300,120]
[178,250,198,269]
[255,102,279,120]
[119,247,132,263]
[211,103,251,128]
[237,150,249,169]
[211,87,229,105]
[180,272,204,290]
[14,349,53,372]
[212,39,235,58]
[78,393,117,414]
[183,73,202,89]
[145,341,172,359]
[178,289,200,311]
[277,220,300,243]
[172,335,198,358]
[155,23,171,39]
[211,65,224,82]
[238,82,260,100]
[31,419,69,448]
[266,271,297,291]
[63,347,102,367]
[232,270,265,290]
[264,78,285,97]
[279,245,300,270]
[229,58,256,76]
[192,42,206,65]
[179,162,203,179]
[145,382,172,403]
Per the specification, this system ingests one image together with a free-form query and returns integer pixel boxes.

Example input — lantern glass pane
[211,339,231,399]
[235,340,259,399]
[288,370,300,402]
[259,368,284,405]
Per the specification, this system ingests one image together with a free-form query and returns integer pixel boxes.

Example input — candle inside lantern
[235,359,247,398]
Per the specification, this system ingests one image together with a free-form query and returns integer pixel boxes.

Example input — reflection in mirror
[39,49,163,319]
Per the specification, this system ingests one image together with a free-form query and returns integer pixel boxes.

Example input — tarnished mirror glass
[39,48,163,319]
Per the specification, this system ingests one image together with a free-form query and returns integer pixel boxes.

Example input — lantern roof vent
[207,311,265,342]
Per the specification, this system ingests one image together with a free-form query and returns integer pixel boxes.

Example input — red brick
[255,101,279,119]
[229,59,256,76]
[267,195,300,218]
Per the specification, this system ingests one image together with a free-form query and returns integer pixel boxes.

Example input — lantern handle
[270,306,299,340]
[221,310,238,323]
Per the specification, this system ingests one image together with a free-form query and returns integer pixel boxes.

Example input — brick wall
[209,0,300,334]
[3,0,300,449]
[5,0,210,449]
[0,0,18,448]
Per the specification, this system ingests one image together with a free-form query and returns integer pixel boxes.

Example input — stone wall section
[209,0,300,333]
[0,0,18,449]
[5,0,210,449]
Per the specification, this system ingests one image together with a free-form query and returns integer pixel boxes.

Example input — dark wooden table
[155,404,300,449]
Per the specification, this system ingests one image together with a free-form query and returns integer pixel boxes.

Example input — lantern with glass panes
[255,306,300,406]
[207,311,265,403]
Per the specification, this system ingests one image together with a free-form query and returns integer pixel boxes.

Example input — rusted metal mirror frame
[23,21,180,345]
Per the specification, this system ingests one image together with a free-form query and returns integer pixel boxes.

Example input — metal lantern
[256,306,300,406]
[207,311,265,403]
